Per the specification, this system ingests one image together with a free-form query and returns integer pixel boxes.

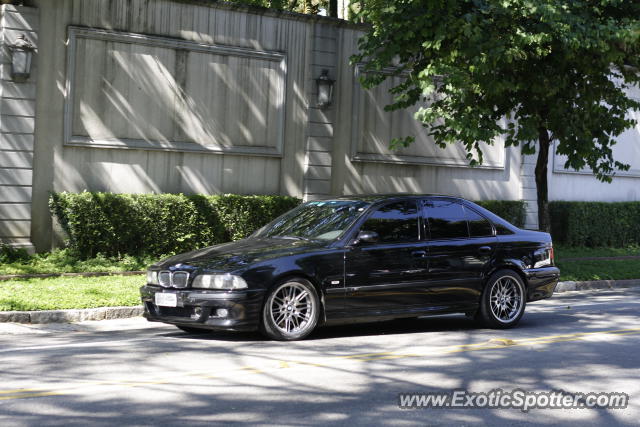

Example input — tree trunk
[329,0,338,17]
[535,127,551,232]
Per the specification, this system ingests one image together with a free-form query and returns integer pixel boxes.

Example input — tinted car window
[255,200,371,240]
[465,208,494,237]
[423,199,468,239]
[495,223,514,235]
[361,201,419,243]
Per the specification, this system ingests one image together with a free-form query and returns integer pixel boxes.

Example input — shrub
[50,192,301,258]
[474,200,527,228]
[0,243,30,263]
[550,201,640,247]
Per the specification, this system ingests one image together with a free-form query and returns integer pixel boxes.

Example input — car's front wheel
[476,270,526,328]
[261,278,320,340]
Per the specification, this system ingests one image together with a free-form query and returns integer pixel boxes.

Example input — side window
[361,201,419,243]
[495,224,514,235]
[424,199,468,239]
[465,207,494,237]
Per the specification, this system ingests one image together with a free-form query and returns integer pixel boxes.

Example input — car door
[422,198,498,308]
[343,200,430,315]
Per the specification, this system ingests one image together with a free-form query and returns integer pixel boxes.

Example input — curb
[0,306,144,324]
[554,279,640,293]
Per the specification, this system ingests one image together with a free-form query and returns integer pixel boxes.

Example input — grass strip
[556,259,640,282]
[0,275,145,311]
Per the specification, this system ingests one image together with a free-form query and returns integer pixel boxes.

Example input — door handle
[478,246,492,254]
[411,250,427,258]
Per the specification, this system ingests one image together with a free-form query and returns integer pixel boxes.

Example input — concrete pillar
[0,4,38,253]
[337,0,351,20]
[521,152,539,230]
[303,22,338,201]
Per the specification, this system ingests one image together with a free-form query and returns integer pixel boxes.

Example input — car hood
[151,237,328,271]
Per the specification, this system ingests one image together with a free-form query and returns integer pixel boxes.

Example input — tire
[176,325,210,334]
[476,269,527,329]
[261,278,320,341]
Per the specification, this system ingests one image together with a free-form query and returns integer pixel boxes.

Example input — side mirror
[355,230,379,245]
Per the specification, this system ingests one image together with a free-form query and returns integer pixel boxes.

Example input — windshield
[254,200,371,241]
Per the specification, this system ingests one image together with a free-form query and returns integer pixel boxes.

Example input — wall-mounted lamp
[9,34,35,82]
[316,69,335,109]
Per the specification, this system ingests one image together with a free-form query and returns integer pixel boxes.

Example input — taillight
[534,245,554,269]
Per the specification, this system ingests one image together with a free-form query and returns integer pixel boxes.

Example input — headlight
[192,273,248,290]
[146,270,159,285]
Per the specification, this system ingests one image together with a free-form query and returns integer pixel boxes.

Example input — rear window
[423,199,494,239]
[465,208,494,237]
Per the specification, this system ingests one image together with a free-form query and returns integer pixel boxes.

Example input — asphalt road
[0,288,639,426]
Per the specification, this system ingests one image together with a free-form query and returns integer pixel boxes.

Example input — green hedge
[474,200,527,228]
[50,192,301,258]
[550,201,640,247]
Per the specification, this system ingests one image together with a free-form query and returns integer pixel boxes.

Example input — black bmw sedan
[141,194,560,340]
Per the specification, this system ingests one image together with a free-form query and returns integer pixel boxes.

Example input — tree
[223,1,329,15]
[329,0,338,17]
[353,0,640,231]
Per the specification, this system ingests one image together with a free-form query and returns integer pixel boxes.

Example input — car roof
[327,193,460,203]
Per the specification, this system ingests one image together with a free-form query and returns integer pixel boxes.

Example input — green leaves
[0,244,30,263]
[354,0,640,179]
[390,136,416,150]
[49,192,301,259]
[550,201,640,247]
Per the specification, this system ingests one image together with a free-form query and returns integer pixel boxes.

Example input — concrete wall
[24,0,516,251]
[0,4,38,252]
[303,22,337,200]
[0,0,634,251]
[31,0,315,250]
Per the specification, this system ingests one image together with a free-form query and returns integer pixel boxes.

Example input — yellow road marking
[487,338,517,346]
[239,366,264,375]
[341,351,397,359]
[1,327,638,401]
[0,391,69,400]
[0,388,43,394]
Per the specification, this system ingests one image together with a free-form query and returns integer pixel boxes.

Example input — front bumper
[140,285,266,331]
[524,266,561,301]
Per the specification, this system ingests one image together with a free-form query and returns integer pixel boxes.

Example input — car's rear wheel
[176,325,209,334]
[261,278,320,341]
[476,270,526,328]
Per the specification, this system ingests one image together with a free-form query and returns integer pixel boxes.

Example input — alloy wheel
[489,277,523,323]
[269,282,316,335]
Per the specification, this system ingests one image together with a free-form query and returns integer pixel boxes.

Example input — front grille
[158,270,190,288]
[159,271,171,287]
[158,306,193,318]
[172,271,189,288]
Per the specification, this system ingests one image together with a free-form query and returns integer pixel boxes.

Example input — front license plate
[155,292,177,307]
